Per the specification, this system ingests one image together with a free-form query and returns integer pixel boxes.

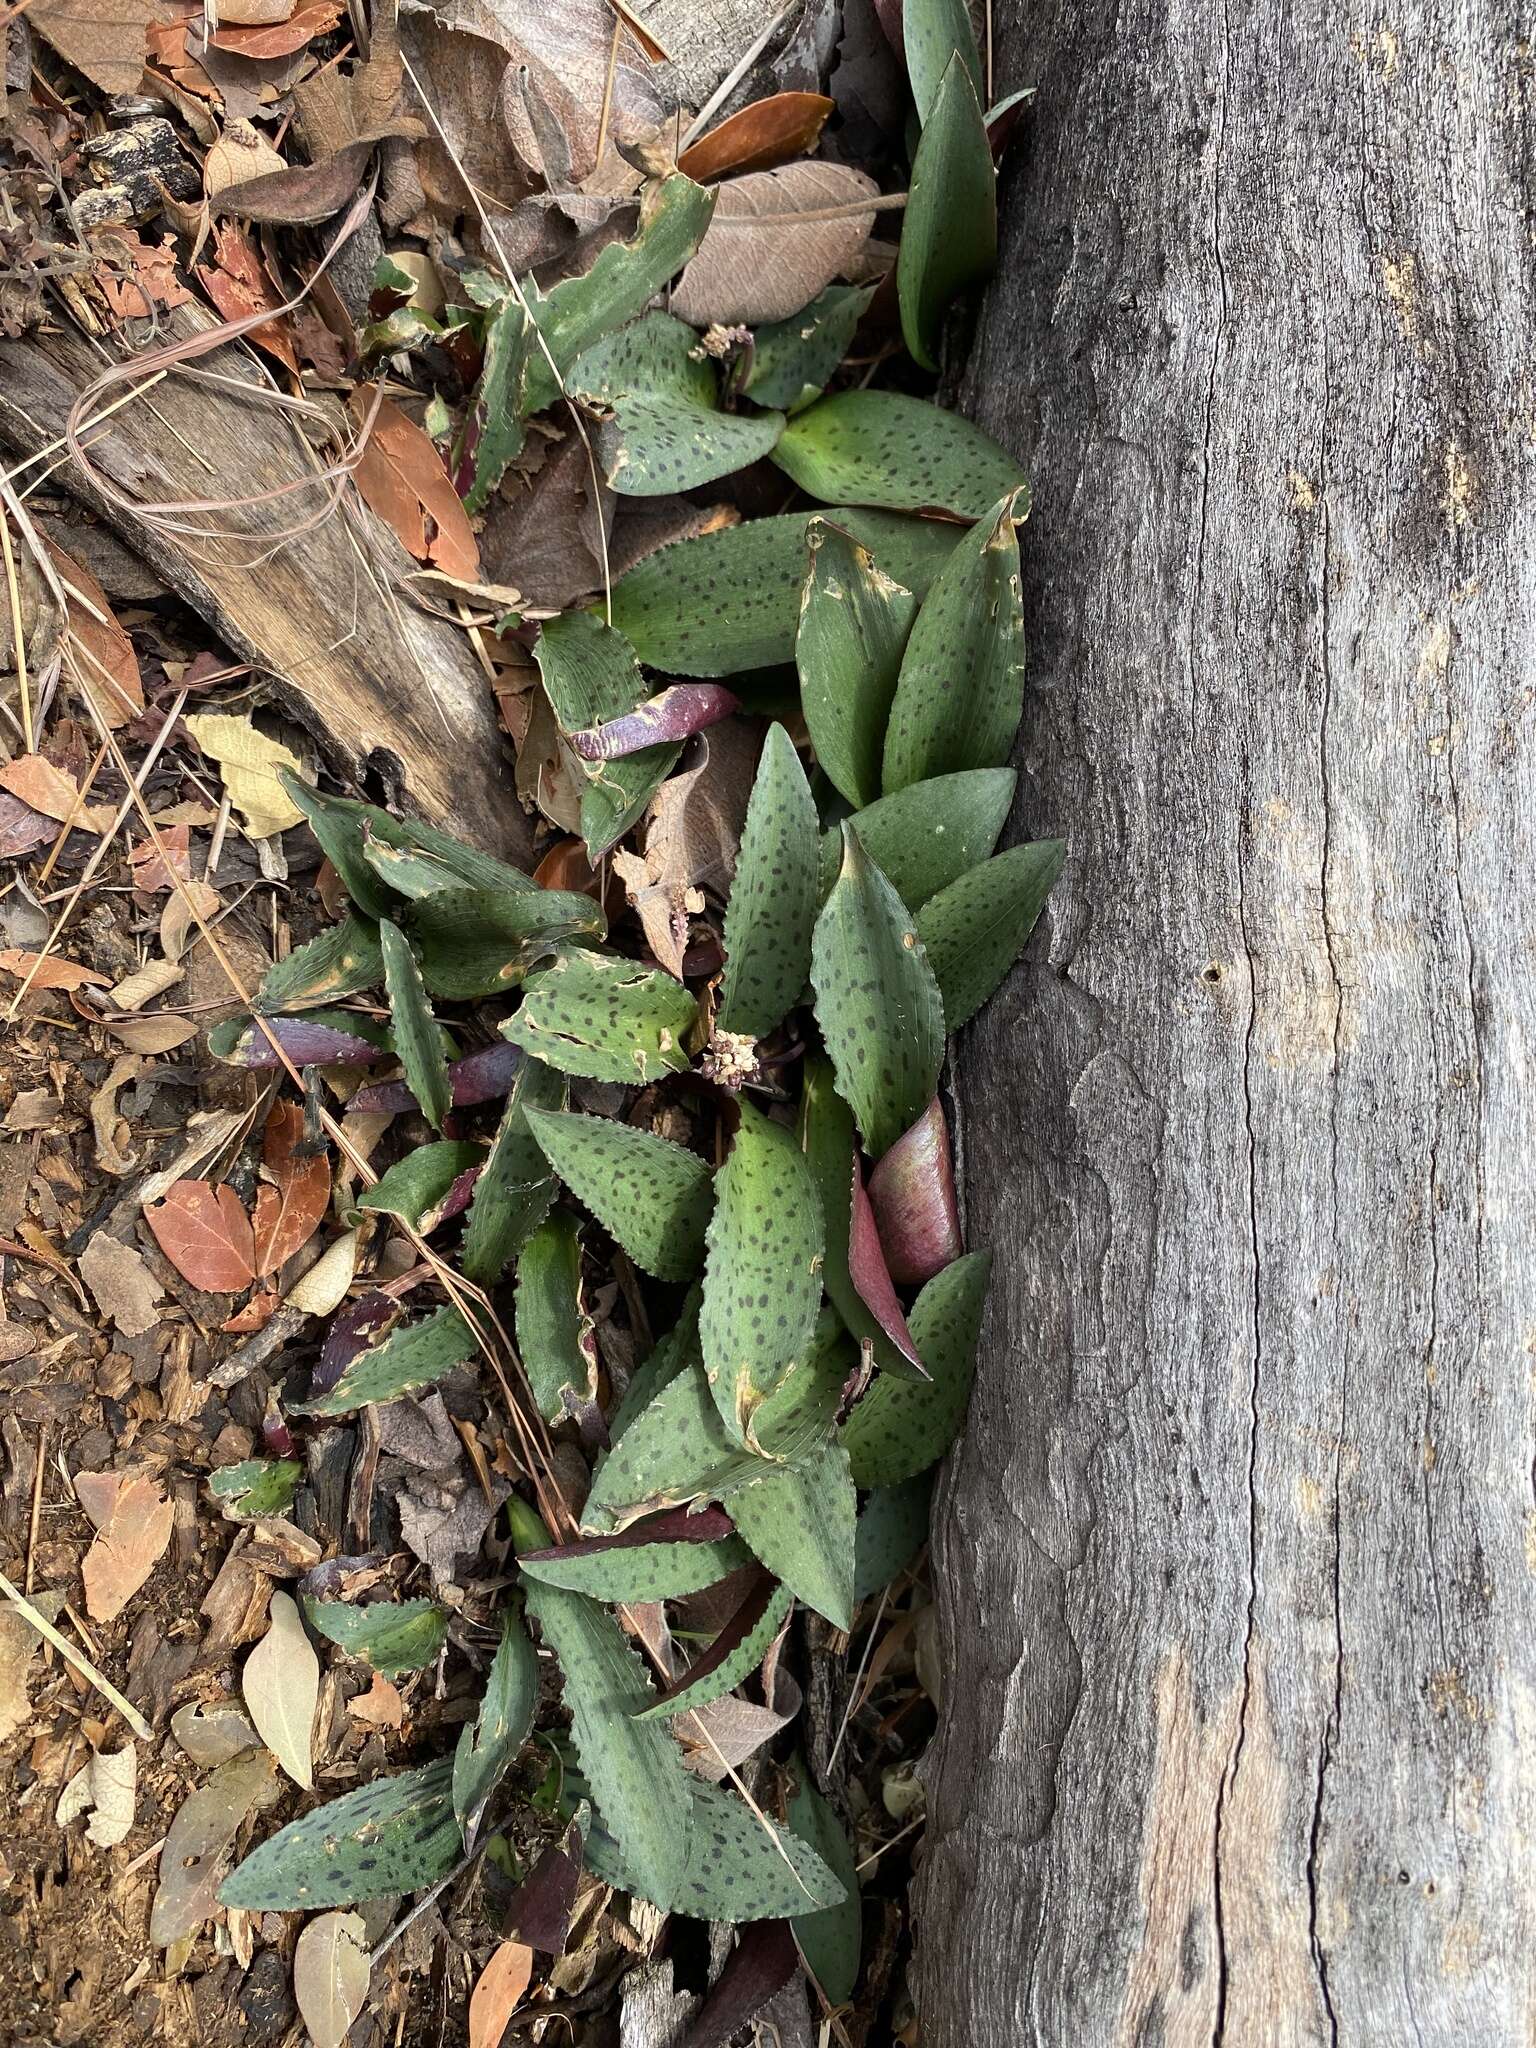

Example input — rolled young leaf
[519,1505,752,1602]
[454,1606,539,1840]
[717,724,821,1039]
[882,489,1027,792]
[915,838,1066,1030]
[866,1095,961,1285]
[514,1211,599,1424]
[797,519,917,810]
[567,684,740,761]
[524,1108,713,1283]
[897,53,998,372]
[773,391,1026,521]
[810,824,945,1160]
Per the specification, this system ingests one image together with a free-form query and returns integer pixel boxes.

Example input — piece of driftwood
[0,312,532,862]
[918,1,1536,2041]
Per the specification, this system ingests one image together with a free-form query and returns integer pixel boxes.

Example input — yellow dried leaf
[184,713,306,838]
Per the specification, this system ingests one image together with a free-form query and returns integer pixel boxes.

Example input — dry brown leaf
[348,1670,404,1728]
[102,1014,200,1054]
[41,539,144,726]
[206,0,342,57]
[96,232,197,324]
[197,222,300,373]
[56,1742,137,1846]
[78,1471,174,1624]
[253,1099,332,1278]
[350,391,480,584]
[283,1223,365,1315]
[0,754,112,834]
[0,949,108,992]
[170,1699,261,1766]
[79,1232,162,1338]
[677,92,836,182]
[469,1941,535,2048]
[615,722,759,974]
[150,1749,280,1948]
[670,163,879,325]
[294,1911,371,2048]
[203,117,286,201]
[160,880,222,962]
[242,1590,317,1788]
[145,1179,257,1292]
[216,0,295,24]
[129,822,192,892]
[26,0,159,93]
[0,1594,63,1745]
[108,957,184,1012]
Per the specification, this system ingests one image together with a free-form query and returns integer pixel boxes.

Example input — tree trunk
[918,2,1536,2040]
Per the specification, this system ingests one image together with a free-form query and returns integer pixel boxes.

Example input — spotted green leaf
[454,1606,538,1839]
[717,725,820,1039]
[568,312,785,495]
[208,1458,300,1521]
[535,612,681,858]
[219,1761,461,1910]
[853,1473,935,1602]
[515,1211,598,1424]
[465,294,530,512]
[701,1097,824,1445]
[524,1108,712,1282]
[359,1141,482,1229]
[916,838,1065,1030]
[773,392,1025,521]
[582,1361,764,1535]
[883,491,1027,792]
[304,1598,448,1678]
[409,886,606,1000]
[811,824,945,1160]
[904,0,984,122]
[632,1576,793,1723]
[522,175,716,415]
[379,921,449,1130]
[787,1768,862,2004]
[745,285,874,412]
[605,1290,702,1449]
[520,1571,694,1909]
[280,775,393,919]
[296,1307,478,1416]
[503,948,697,1084]
[580,1774,844,1923]
[520,1519,752,1603]
[461,1057,565,1287]
[797,521,917,811]
[360,838,469,901]
[609,508,966,676]
[726,1440,856,1630]
[898,53,998,372]
[840,1250,991,1487]
[817,769,1016,909]
[255,915,383,1015]
[277,770,536,900]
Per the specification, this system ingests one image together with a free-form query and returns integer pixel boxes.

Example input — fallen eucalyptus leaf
[151,1749,281,1945]
[293,1910,371,2048]
[242,1590,318,1789]
[670,163,879,326]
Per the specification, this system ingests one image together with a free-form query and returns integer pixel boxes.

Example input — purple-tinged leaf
[314,1291,400,1396]
[848,1156,923,1371]
[523,1503,736,1567]
[499,1806,587,1953]
[208,1013,389,1069]
[567,684,741,762]
[422,1163,483,1231]
[351,1041,523,1119]
[638,1568,790,1720]
[681,1921,801,2048]
[866,1095,960,1286]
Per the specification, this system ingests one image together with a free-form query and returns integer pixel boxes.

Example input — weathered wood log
[0,315,532,862]
[919,2,1536,2040]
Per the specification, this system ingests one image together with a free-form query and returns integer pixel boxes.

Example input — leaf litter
[0,0,1053,2040]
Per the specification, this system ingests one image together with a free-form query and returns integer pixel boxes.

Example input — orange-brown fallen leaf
[349,389,480,584]
[347,1670,404,1728]
[43,538,146,727]
[206,0,341,57]
[253,1099,332,1279]
[222,1285,280,1334]
[145,1180,257,1292]
[0,754,113,834]
[678,92,836,182]
[0,949,109,991]
[129,822,192,893]
[93,231,195,326]
[468,1942,535,2048]
[76,1469,174,1624]
[198,221,299,374]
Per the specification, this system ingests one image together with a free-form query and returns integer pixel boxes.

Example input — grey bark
[919,2,1536,2042]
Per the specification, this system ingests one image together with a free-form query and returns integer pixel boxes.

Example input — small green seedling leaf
[297,1307,478,1415]
[745,285,874,412]
[522,175,716,414]
[465,294,531,512]
[520,1507,752,1603]
[359,1141,483,1230]
[839,1249,991,1486]
[609,508,965,676]
[798,520,917,811]
[717,724,820,1038]
[208,1459,300,1521]
[817,769,1016,909]
[461,1057,565,1287]
[255,915,383,1015]
[520,1570,694,1910]
[536,611,681,858]
[282,776,394,918]
[304,1598,448,1678]
[916,838,1065,1029]
[811,824,945,1160]
[724,1439,857,1629]
[853,1473,935,1602]
[568,312,785,494]
[515,1211,599,1424]
[633,1573,793,1722]
[898,53,998,371]
[379,920,450,1131]
[773,392,1026,521]
[787,1767,862,2004]
[883,490,1027,792]
[503,948,697,1084]
[454,1606,539,1840]
[220,1761,461,1910]
[904,0,984,122]
[410,887,607,1000]
[277,770,536,898]
[524,1109,712,1283]
[701,1097,824,1445]
[582,1360,765,1535]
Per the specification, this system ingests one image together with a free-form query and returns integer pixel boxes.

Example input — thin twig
[0,1568,153,1740]
[369,1845,483,1967]
[0,511,33,751]
[594,12,623,168]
